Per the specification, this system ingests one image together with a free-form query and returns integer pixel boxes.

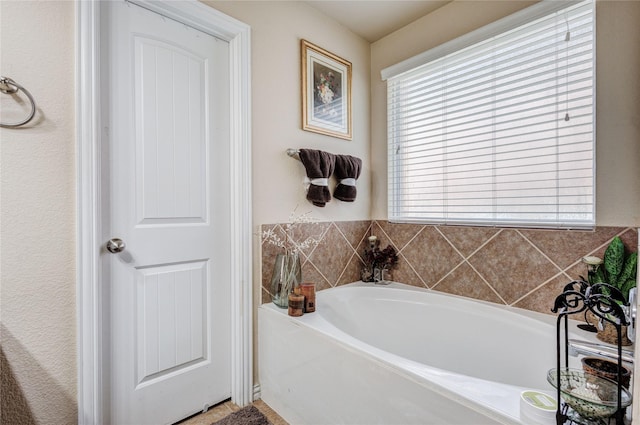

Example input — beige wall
[595,1,640,226]
[205,0,371,227]
[371,0,640,226]
[0,2,77,424]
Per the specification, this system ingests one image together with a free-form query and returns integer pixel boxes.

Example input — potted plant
[590,236,637,301]
[586,236,637,345]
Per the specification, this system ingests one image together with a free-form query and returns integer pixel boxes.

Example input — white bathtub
[258,281,586,424]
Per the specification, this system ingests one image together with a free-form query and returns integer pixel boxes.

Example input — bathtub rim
[318,280,570,327]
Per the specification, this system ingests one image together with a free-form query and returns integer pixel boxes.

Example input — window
[383,0,594,229]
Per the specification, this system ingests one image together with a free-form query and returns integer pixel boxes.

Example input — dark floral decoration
[361,237,398,282]
[364,245,398,271]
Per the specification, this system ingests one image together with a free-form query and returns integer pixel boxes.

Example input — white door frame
[75,1,252,423]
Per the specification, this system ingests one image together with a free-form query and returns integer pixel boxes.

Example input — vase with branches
[263,210,323,308]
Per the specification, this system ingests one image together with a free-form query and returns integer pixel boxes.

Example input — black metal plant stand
[552,280,630,425]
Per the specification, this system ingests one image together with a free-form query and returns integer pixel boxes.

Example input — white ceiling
[304,1,452,43]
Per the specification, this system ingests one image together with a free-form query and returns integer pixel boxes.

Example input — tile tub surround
[260,221,638,315]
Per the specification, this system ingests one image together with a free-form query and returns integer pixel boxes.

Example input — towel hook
[0,76,36,128]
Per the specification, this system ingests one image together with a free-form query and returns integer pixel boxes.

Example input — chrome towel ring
[0,76,36,128]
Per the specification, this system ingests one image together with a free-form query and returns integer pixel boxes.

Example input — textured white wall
[370,1,640,226]
[0,1,77,424]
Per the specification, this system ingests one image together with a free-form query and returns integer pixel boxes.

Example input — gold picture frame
[301,40,352,140]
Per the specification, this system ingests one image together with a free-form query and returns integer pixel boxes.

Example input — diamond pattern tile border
[261,221,636,316]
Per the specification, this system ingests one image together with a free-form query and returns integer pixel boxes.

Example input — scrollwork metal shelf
[552,280,630,425]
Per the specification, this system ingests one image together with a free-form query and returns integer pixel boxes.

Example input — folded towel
[333,154,362,202]
[299,149,336,207]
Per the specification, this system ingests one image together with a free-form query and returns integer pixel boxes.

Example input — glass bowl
[547,368,632,419]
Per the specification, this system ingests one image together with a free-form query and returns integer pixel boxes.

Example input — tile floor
[179,399,288,425]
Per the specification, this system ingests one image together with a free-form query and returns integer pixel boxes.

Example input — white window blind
[384,0,594,229]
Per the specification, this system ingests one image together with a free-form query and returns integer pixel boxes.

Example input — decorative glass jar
[270,253,301,308]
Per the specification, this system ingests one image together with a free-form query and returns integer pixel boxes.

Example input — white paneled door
[103,2,231,424]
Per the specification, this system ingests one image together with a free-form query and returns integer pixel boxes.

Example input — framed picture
[301,40,352,140]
